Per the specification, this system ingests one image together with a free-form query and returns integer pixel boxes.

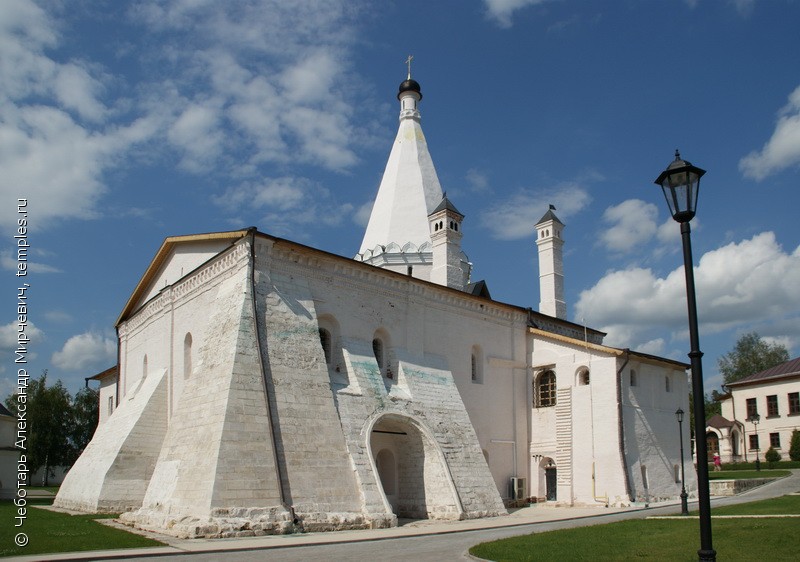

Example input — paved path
[10,470,799,562]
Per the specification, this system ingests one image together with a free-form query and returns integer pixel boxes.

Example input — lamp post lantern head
[676,408,684,423]
[751,413,760,425]
[655,150,706,223]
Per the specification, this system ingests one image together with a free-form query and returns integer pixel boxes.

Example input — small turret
[429,194,469,290]
[535,205,566,319]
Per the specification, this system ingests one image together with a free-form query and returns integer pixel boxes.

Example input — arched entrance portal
[370,414,461,521]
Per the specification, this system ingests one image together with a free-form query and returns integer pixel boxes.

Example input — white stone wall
[622,359,695,503]
[54,367,168,513]
[64,230,689,537]
[97,375,117,425]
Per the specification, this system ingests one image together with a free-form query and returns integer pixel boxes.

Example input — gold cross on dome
[405,55,414,79]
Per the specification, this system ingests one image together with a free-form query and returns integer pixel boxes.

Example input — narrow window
[373,338,385,371]
[319,328,332,364]
[471,353,477,382]
[536,370,557,408]
[578,368,590,386]
[674,464,680,484]
[183,333,192,379]
[770,432,781,448]
[665,376,671,393]
[629,369,637,387]
[108,396,114,416]
[766,395,779,417]
[142,355,148,379]
[407,265,413,276]
[471,345,483,384]
[746,397,758,418]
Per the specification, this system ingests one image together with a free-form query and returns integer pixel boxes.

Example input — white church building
[55,72,695,538]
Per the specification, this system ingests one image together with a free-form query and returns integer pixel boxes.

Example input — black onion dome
[397,78,422,100]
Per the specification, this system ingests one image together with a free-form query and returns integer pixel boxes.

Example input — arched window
[319,328,332,364]
[183,333,192,379]
[630,369,637,387]
[535,370,557,408]
[373,338,384,370]
[577,367,590,386]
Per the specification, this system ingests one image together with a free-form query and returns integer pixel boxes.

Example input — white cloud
[465,168,490,192]
[576,232,800,350]
[599,199,659,253]
[1,250,61,273]
[51,331,117,373]
[484,0,551,28]
[167,101,225,172]
[214,177,353,236]
[353,199,374,228]
[1,1,366,234]
[740,84,800,180]
[0,0,159,233]
[480,182,591,240]
[0,319,44,353]
[44,310,72,323]
[134,1,361,173]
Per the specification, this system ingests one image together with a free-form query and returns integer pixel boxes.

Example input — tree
[5,371,73,485]
[717,332,789,386]
[790,430,800,462]
[688,392,722,435]
[69,387,99,464]
[764,447,781,468]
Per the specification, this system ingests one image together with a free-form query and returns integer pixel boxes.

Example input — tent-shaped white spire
[358,67,444,255]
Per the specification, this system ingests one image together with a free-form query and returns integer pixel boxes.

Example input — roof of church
[466,280,491,299]
[117,228,253,325]
[726,356,800,388]
[87,365,118,382]
[0,403,11,417]
[706,414,737,429]
[359,76,444,254]
[430,194,464,218]
[535,205,563,226]
[398,78,422,100]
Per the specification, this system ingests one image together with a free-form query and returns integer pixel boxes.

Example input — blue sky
[2,0,800,397]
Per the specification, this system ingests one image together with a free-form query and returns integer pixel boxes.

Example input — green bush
[790,430,800,462]
[764,447,782,468]
[710,459,800,471]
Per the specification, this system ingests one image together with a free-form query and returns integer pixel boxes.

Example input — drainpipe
[247,228,297,527]
[616,349,633,502]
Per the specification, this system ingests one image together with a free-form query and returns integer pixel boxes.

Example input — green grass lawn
[708,469,790,480]
[0,499,164,558]
[470,495,800,562]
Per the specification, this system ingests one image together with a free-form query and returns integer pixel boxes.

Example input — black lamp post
[655,150,715,561]
[748,414,761,471]
[676,408,689,515]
